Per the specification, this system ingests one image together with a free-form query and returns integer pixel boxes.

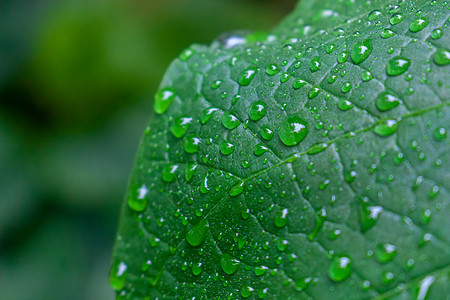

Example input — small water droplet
[170,116,193,138]
[433,49,450,66]
[184,136,201,153]
[376,243,397,263]
[220,253,240,275]
[390,13,404,25]
[381,28,396,38]
[201,107,219,124]
[274,208,289,228]
[361,70,373,81]
[254,144,269,156]
[293,78,307,89]
[308,85,322,99]
[185,163,198,182]
[360,199,383,232]
[220,141,235,155]
[368,10,382,21]
[222,112,240,129]
[337,51,349,63]
[162,164,179,182]
[431,28,443,39]
[241,286,254,298]
[310,56,322,72]
[254,265,269,276]
[266,63,280,76]
[230,181,245,197]
[374,119,399,136]
[109,261,128,290]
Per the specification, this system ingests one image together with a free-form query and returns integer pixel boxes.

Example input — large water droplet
[293,78,307,89]
[279,116,308,146]
[170,116,193,138]
[266,63,280,76]
[376,92,402,111]
[241,286,255,298]
[375,243,397,263]
[260,125,274,140]
[220,141,235,155]
[249,101,267,121]
[109,261,127,290]
[328,256,352,282]
[309,56,322,72]
[184,136,201,153]
[351,39,373,64]
[221,253,240,275]
[128,184,148,212]
[154,88,176,114]
[186,220,209,246]
[274,208,288,228]
[389,13,404,25]
[238,67,258,86]
[162,164,179,182]
[201,107,219,124]
[374,119,399,136]
[409,17,428,32]
[433,49,450,66]
[386,56,410,76]
[222,112,241,129]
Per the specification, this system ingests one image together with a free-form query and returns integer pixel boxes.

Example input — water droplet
[374,119,399,136]
[279,116,309,146]
[351,39,373,64]
[338,98,354,111]
[309,56,322,72]
[360,199,383,232]
[238,67,258,86]
[241,286,254,298]
[376,92,402,111]
[280,72,290,83]
[307,143,329,154]
[266,63,280,76]
[109,261,127,290]
[179,48,195,61]
[185,163,198,182]
[170,116,193,138]
[186,220,209,246]
[386,56,411,76]
[184,136,201,153]
[433,49,450,66]
[192,262,202,275]
[376,243,397,263]
[409,17,428,32]
[295,277,312,291]
[337,51,349,63]
[254,265,269,276]
[390,13,404,25]
[220,141,235,155]
[381,271,394,285]
[221,253,240,275]
[222,112,240,129]
[293,78,307,89]
[128,184,148,212]
[326,44,336,54]
[431,28,443,39]
[201,175,210,194]
[249,101,267,121]
[308,208,326,241]
[328,74,338,83]
[277,239,289,252]
[258,287,269,298]
[434,127,447,140]
[381,29,395,38]
[260,125,274,140]
[230,181,245,197]
[368,10,382,21]
[274,208,288,228]
[154,87,176,114]
[417,275,435,300]
[254,144,269,156]
[162,164,179,182]
[341,82,352,93]
[201,107,219,124]
[308,85,322,99]
[361,71,373,81]
[328,256,352,282]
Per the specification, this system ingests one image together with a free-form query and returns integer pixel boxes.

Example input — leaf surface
[112,0,450,299]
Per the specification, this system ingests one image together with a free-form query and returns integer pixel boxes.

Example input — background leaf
[113,0,450,299]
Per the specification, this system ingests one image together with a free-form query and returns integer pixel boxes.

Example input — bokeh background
[0,0,295,299]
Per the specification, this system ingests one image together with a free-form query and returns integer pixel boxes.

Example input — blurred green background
[0,0,294,299]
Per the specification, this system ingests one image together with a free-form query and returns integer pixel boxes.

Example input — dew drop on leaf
[260,125,275,140]
[249,100,267,121]
[266,63,280,76]
[220,141,235,155]
[154,87,176,114]
[170,116,193,138]
[409,17,429,32]
[128,184,148,212]
[386,56,411,76]
[254,144,269,156]
[238,67,258,86]
[328,256,352,282]
[381,29,395,38]
[375,243,397,263]
[309,56,322,72]
[389,13,404,25]
[186,220,209,247]
[162,164,179,183]
[433,49,450,66]
[241,286,254,298]
[109,261,128,290]
[431,28,443,39]
[279,116,308,146]
[376,92,402,111]
[274,208,289,228]
[351,39,373,64]
[374,119,399,136]
[220,253,240,275]
[293,78,307,89]
[184,136,201,153]
[222,112,241,129]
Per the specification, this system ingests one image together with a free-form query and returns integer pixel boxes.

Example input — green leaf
[112,0,450,299]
